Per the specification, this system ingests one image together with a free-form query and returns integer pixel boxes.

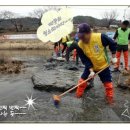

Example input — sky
[0,6,130,20]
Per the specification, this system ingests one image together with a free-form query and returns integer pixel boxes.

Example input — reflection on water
[4,34,37,40]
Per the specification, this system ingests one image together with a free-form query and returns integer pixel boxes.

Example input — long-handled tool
[53,64,110,107]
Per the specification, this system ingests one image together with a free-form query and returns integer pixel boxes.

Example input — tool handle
[59,64,110,97]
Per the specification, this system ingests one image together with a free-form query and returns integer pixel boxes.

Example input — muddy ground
[0,50,130,123]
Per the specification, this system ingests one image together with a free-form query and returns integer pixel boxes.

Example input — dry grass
[0,39,53,50]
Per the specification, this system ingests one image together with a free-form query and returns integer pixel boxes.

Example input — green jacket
[117,28,130,45]
[66,41,73,47]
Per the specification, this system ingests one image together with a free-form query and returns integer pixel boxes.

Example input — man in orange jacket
[75,23,117,104]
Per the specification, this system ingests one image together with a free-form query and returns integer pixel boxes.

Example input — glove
[88,71,95,78]
[111,57,117,64]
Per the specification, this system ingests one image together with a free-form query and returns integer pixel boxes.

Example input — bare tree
[0,10,22,32]
[29,9,45,25]
[102,10,119,28]
[29,7,61,25]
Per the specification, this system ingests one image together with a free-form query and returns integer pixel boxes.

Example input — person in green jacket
[113,20,130,71]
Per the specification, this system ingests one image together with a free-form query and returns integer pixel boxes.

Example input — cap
[77,23,91,34]
[77,23,91,38]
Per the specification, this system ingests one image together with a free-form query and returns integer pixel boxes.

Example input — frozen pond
[2,32,115,40]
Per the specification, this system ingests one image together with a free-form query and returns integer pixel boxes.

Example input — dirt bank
[0,39,53,50]
[0,59,24,74]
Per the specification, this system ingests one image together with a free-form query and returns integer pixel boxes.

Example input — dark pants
[117,45,128,52]
[76,53,79,65]
[62,42,67,54]
[81,67,112,83]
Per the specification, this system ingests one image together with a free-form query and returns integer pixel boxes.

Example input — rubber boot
[73,49,77,61]
[76,78,87,98]
[123,51,129,70]
[54,46,59,56]
[104,82,114,104]
[114,51,121,71]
